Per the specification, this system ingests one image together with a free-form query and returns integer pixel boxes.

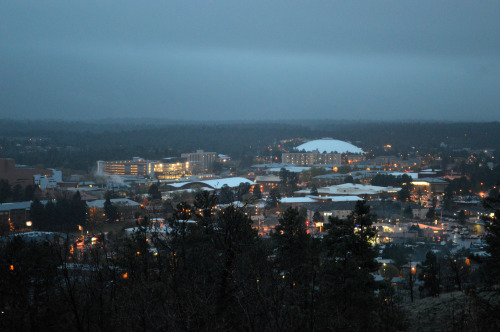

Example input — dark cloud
[1,1,499,121]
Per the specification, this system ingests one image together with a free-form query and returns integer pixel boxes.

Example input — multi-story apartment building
[282,150,341,166]
[97,157,191,179]
[181,150,217,172]
[97,157,150,177]
[0,158,54,187]
[151,158,191,180]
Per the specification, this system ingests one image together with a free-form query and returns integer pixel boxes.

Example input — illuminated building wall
[282,151,341,166]
[100,160,149,177]
[153,160,191,180]
[181,150,217,172]
[98,158,191,180]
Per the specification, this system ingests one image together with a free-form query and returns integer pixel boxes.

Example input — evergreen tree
[419,251,440,297]
[344,175,354,183]
[148,183,162,200]
[398,185,411,202]
[443,185,454,210]
[11,184,23,202]
[24,184,36,201]
[319,200,379,330]
[266,188,281,208]
[0,179,12,203]
[404,205,413,219]
[310,185,318,196]
[273,207,318,330]
[458,210,467,224]
[312,210,323,223]
[43,200,57,230]
[218,184,234,204]
[252,184,262,199]
[104,197,119,222]
[70,191,87,230]
[30,197,45,229]
[426,207,436,220]
[483,193,500,285]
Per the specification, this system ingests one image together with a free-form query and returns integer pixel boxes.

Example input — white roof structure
[268,166,311,173]
[296,138,363,154]
[280,195,363,204]
[387,172,419,179]
[168,177,255,190]
[280,197,318,204]
[87,198,141,209]
[312,183,400,196]
[322,195,364,202]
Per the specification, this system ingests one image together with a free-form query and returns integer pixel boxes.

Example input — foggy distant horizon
[1,1,499,122]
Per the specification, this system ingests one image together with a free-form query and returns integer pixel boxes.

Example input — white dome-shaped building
[296,138,363,154]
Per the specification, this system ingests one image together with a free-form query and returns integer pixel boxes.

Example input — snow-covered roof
[168,177,255,189]
[323,195,364,202]
[280,197,318,204]
[87,198,141,209]
[313,183,400,196]
[268,166,311,173]
[217,201,246,208]
[296,138,363,154]
[387,172,419,179]
[281,194,364,203]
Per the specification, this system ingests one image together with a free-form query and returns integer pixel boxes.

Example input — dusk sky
[1,1,499,121]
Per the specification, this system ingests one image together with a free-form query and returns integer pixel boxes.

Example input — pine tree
[252,184,262,199]
[148,183,162,200]
[319,200,379,330]
[310,185,318,196]
[30,197,45,229]
[418,251,440,297]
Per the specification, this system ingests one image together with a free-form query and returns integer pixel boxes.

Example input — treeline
[1,200,406,331]
[0,120,499,171]
[29,192,87,232]
[3,193,500,330]
[0,180,37,203]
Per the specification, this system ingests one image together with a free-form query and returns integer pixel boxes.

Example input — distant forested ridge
[0,120,498,171]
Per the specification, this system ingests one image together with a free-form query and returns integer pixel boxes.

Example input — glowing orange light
[9,265,14,271]
[122,272,128,279]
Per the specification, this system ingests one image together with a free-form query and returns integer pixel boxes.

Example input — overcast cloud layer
[1,1,499,121]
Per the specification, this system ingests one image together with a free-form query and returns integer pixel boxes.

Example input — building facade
[181,150,217,172]
[282,150,341,166]
[97,158,150,177]
[0,158,53,188]
[97,157,191,180]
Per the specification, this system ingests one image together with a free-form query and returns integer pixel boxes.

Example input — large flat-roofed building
[0,158,53,188]
[97,157,150,177]
[283,138,363,166]
[282,150,341,166]
[97,157,191,179]
[181,150,217,172]
[152,158,191,180]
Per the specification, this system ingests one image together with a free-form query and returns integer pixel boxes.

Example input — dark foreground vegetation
[2,193,500,331]
[1,200,406,331]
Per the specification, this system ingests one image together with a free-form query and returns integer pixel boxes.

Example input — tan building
[0,158,52,187]
[152,158,191,180]
[282,150,341,166]
[181,150,217,172]
[254,175,280,193]
[97,157,149,177]
[97,157,191,180]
